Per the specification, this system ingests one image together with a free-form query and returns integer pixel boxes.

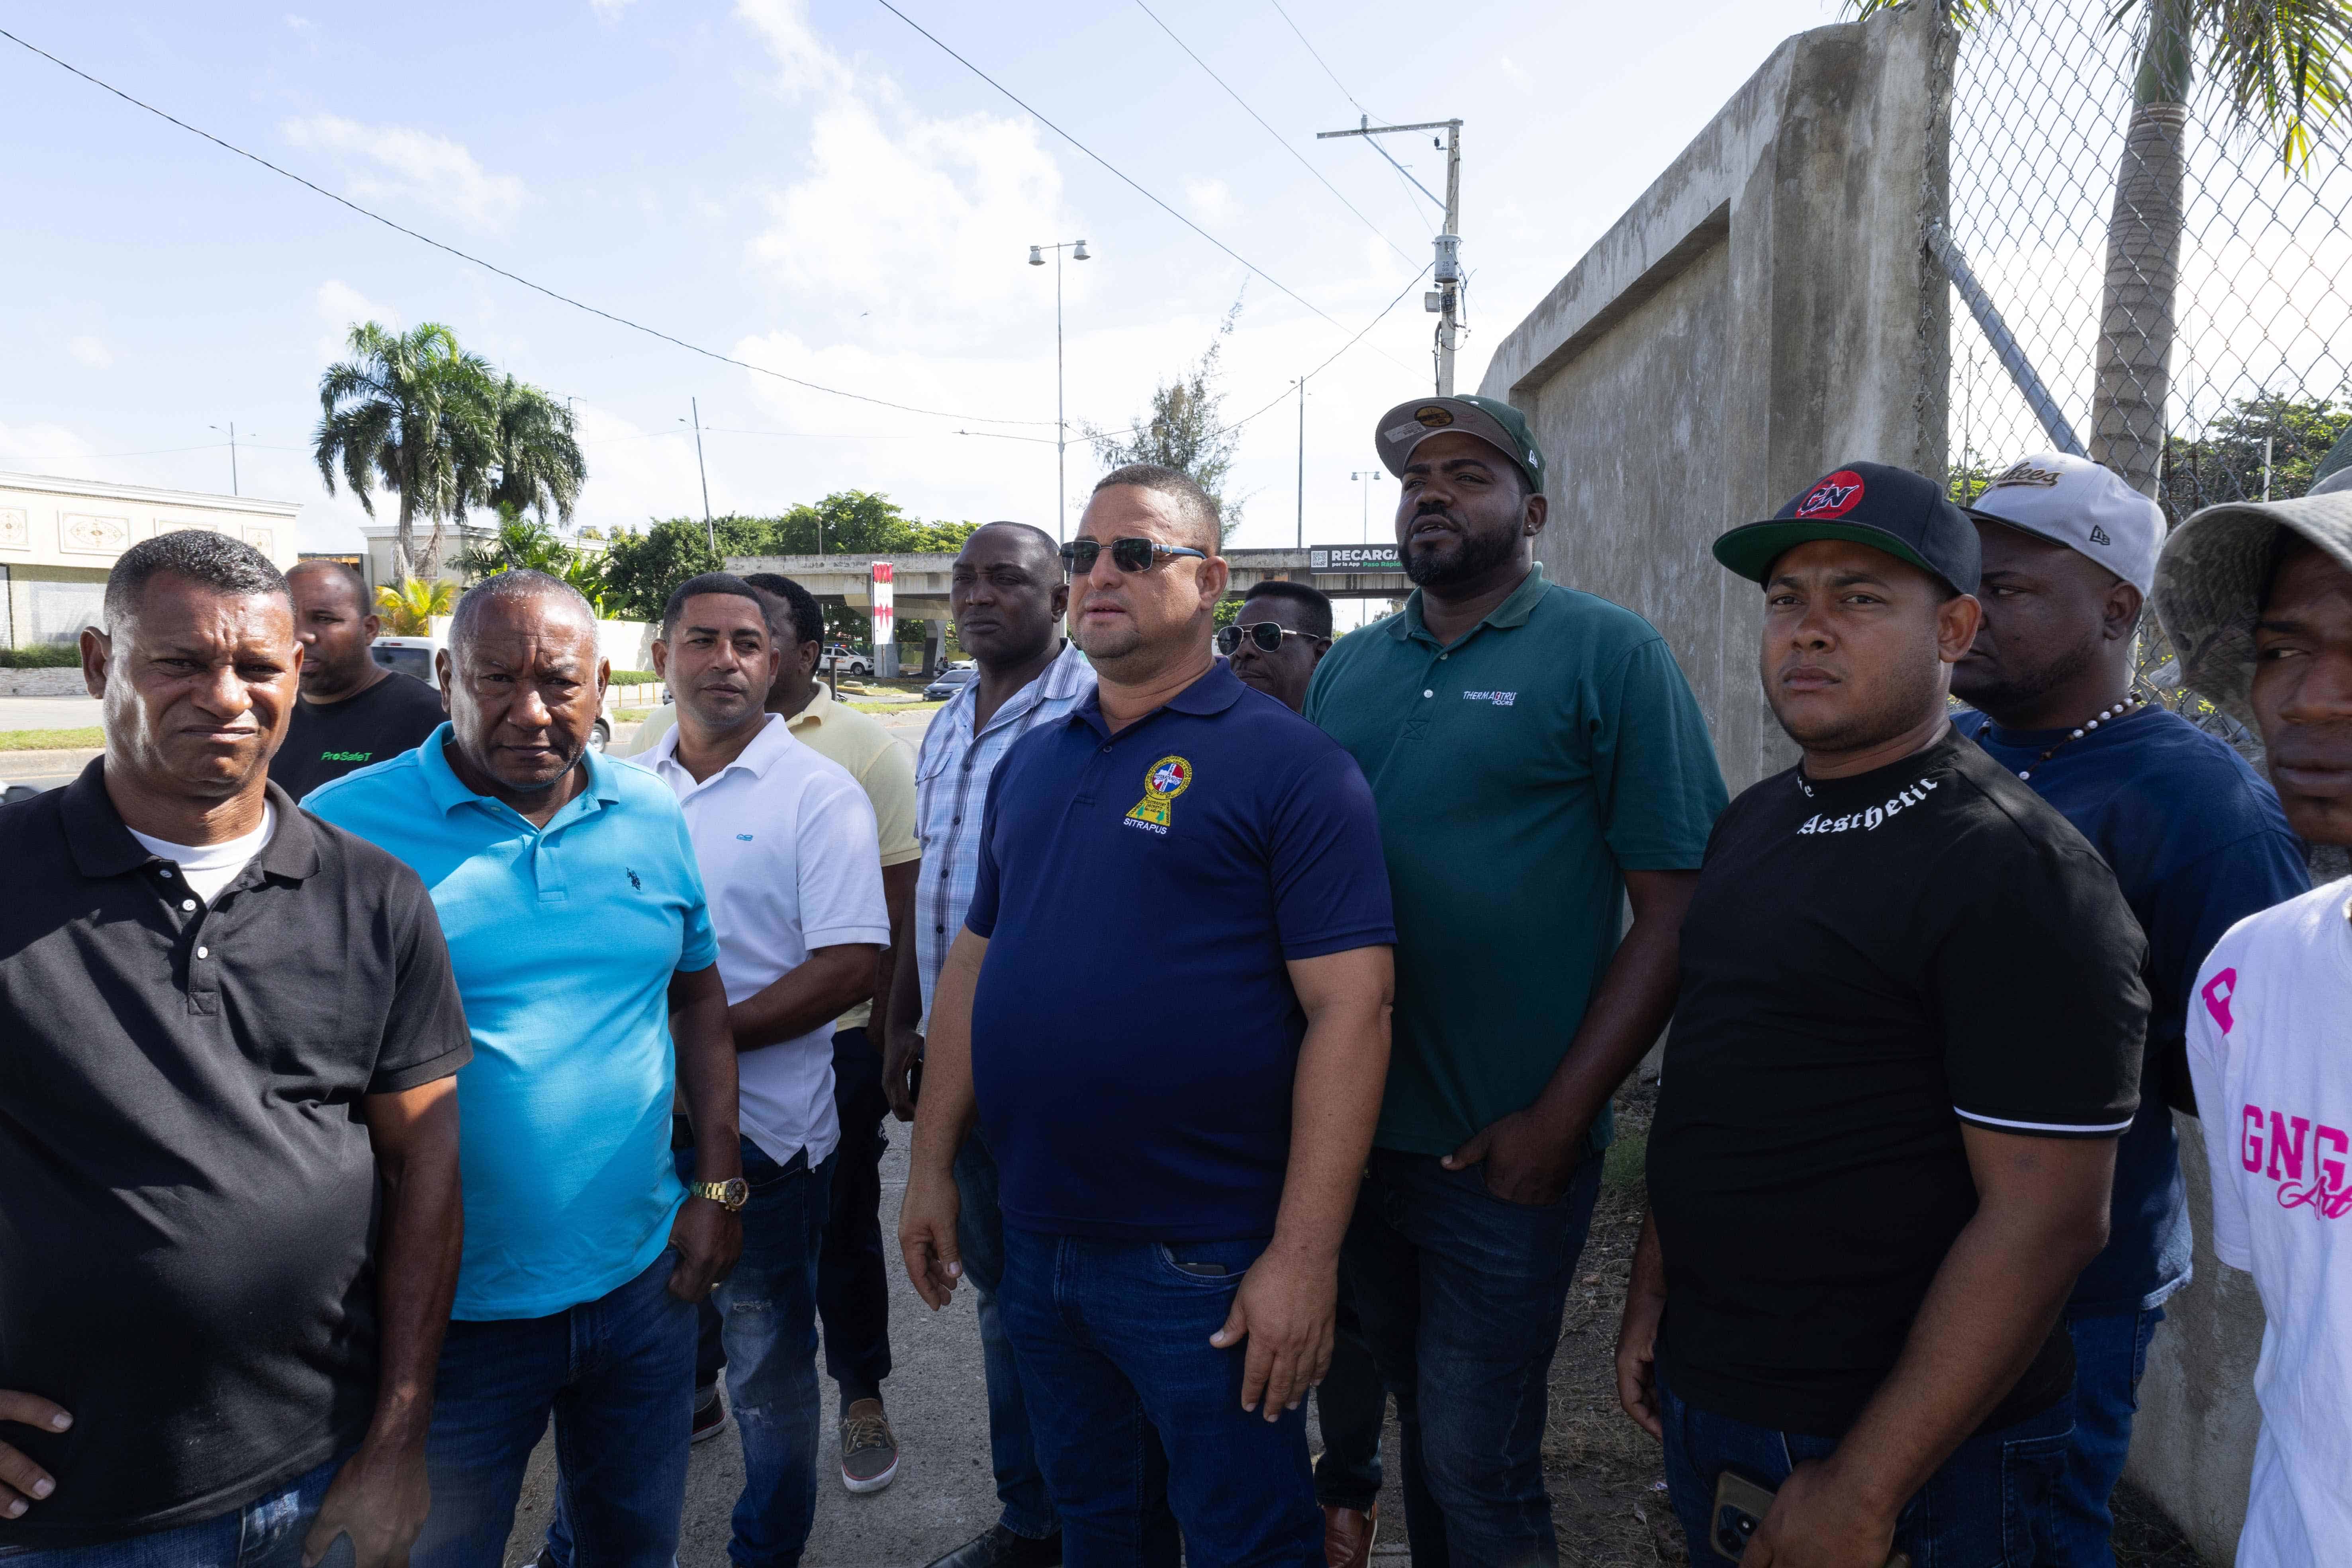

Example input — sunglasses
[1059,537,1209,575]
[1216,622,1320,656]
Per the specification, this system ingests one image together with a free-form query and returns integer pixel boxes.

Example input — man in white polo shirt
[2156,471,2352,1567]
[632,572,890,1568]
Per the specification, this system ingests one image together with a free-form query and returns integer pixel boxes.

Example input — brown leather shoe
[1322,1503,1378,1568]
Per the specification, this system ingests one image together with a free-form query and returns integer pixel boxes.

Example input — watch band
[690,1177,748,1213]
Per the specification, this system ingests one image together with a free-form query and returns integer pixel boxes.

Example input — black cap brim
[1712,519,1954,589]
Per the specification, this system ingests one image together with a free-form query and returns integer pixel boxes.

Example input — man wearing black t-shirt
[270,560,446,799]
[1617,463,2148,1567]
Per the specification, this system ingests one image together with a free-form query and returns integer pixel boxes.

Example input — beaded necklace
[2013,693,2147,782]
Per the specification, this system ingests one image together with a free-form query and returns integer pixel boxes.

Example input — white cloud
[0,421,99,469]
[313,280,401,360]
[736,0,853,95]
[1183,177,1238,225]
[282,114,527,229]
[67,336,114,370]
[284,14,314,32]
[588,0,633,19]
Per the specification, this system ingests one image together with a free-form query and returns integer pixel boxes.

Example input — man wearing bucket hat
[1951,452,2308,1566]
[1306,394,1727,1567]
[1620,461,2148,1566]
[2155,470,2352,1567]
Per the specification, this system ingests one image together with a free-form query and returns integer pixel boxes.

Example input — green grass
[0,646,82,669]
[615,708,652,722]
[1602,1128,1647,1192]
[846,700,944,715]
[0,726,104,752]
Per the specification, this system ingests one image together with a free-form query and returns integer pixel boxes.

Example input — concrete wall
[1477,3,1948,793]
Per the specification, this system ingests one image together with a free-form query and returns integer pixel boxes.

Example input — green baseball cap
[1373,394,1547,494]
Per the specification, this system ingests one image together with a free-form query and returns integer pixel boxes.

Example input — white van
[372,633,631,752]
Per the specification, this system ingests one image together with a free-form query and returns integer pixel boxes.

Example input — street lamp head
[1072,240,1091,261]
[1028,245,1045,266]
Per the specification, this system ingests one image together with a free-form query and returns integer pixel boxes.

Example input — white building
[0,472,300,648]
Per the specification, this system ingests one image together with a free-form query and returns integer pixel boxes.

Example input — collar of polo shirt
[1388,561,1550,643]
[652,710,791,781]
[413,720,628,819]
[1071,655,1246,733]
[62,765,322,885]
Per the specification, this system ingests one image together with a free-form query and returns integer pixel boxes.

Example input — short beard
[1403,516,1521,588]
[1949,630,2102,720]
[1073,615,1141,664]
[1768,653,1951,758]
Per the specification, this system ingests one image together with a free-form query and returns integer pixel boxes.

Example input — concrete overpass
[727,548,1412,673]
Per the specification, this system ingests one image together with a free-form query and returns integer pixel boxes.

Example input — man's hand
[898,1161,963,1308]
[667,1196,742,1303]
[1442,1104,1588,1206]
[0,1392,69,1520]
[883,1026,922,1124]
[301,1434,429,1568]
[1740,1458,1901,1568]
[1210,1245,1336,1422]
[1615,1281,1666,1440]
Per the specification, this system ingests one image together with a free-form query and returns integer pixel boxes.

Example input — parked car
[823,643,873,677]
[921,667,977,702]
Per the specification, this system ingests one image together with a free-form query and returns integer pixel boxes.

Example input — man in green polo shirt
[1304,394,1726,1568]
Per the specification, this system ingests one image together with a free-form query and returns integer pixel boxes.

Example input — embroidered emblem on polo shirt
[1462,690,1517,707]
[627,867,644,891]
[1124,755,1193,836]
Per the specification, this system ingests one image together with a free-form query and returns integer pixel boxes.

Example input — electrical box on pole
[1318,116,1463,395]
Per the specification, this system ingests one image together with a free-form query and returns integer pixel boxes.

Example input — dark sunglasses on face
[1216,622,1319,656]
[1060,536,1209,574]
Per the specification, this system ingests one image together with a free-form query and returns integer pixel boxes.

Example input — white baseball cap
[1968,453,2167,595]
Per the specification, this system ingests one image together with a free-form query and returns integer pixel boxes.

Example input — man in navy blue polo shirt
[899,464,1396,1567]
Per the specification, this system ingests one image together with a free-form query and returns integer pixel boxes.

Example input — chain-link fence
[1929,0,2352,727]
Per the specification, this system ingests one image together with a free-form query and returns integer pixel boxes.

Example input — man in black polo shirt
[0,530,470,1567]
[1617,464,2148,1566]
[270,560,446,798]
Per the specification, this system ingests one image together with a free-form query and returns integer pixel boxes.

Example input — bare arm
[1614,1209,1668,1438]
[1745,1127,2117,1568]
[883,897,926,1122]
[1212,944,1394,1419]
[667,963,744,1302]
[726,944,881,1053]
[865,858,918,1080]
[303,1077,464,1568]
[1445,869,1697,1203]
[897,928,988,1308]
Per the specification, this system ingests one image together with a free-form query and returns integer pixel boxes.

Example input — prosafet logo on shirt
[1796,775,1939,836]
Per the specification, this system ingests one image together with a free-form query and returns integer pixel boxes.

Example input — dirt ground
[1535,1082,2211,1567]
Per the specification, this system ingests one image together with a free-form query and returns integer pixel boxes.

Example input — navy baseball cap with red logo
[1712,460,1982,593]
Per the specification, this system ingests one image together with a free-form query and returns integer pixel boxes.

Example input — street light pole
[1296,378,1306,548]
[1351,470,1385,543]
[1317,115,1464,395]
[683,399,714,552]
[1029,240,1091,541]
[210,422,240,496]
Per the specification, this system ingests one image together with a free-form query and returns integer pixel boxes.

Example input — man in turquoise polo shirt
[306,571,746,1568]
[1304,395,1727,1568]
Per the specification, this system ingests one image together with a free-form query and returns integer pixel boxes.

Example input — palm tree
[482,376,586,525]
[1854,0,2352,496]
[373,578,459,636]
[314,323,495,584]
[452,503,574,580]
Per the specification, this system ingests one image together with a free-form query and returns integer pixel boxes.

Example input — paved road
[0,694,101,729]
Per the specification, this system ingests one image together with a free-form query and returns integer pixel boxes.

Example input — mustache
[2269,721,2352,766]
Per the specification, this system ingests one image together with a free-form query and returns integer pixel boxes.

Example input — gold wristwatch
[689,1178,749,1212]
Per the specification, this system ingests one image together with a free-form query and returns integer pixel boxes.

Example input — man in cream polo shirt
[629,572,890,1568]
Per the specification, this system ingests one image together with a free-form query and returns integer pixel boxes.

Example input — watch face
[720,1177,748,1210]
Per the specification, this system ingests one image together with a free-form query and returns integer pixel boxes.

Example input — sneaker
[922,1524,1064,1568]
[1322,1503,1378,1568]
[691,1383,727,1445]
[838,1397,899,1493]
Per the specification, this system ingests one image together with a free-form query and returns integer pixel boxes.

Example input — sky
[1,0,1851,560]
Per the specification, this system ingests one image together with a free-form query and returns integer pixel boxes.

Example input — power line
[1129,0,1417,269]
[870,0,1402,360]
[1266,0,1375,120]
[0,24,1057,430]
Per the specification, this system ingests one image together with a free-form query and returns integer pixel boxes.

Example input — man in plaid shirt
[885,521,1092,1568]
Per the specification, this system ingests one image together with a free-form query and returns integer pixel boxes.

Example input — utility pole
[685,398,713,551]
[1318,116,1463,395]
[210,422,240,495]
[1029,240,1092,541]
[1296,378,1306,548]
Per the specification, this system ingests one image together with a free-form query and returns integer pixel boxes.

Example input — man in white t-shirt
[2156,471,2352,1566]
[613,572,889,1568]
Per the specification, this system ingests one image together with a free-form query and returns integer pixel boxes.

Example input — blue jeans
[1340,1148,1605,1568]
[953,1131,1060,1540]
[1658,1374,2074,1565]
[554,1142,832,1568]
[413,1248,695,1568]
[998,1228,1322,1568]
[0,1456,351,1568]
[2048,1308,2165,1567]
